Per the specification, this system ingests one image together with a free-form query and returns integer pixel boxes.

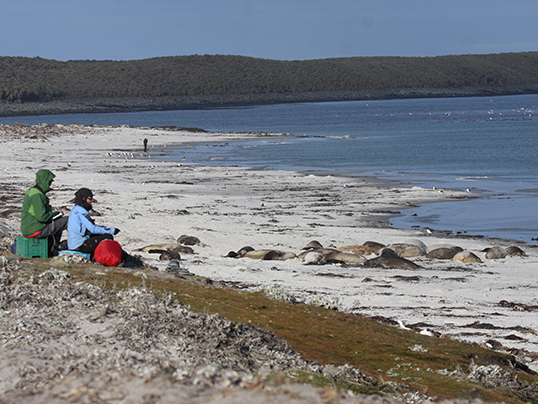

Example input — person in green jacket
[20,169,68,253]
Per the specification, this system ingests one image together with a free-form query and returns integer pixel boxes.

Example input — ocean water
[2,94,538,242]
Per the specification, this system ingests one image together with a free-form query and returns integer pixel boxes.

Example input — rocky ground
[0,258,427,404]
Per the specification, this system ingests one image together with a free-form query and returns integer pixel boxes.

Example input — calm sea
[2,94,537,243]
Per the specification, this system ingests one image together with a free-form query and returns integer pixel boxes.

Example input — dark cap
[75,188,94,206]
[75,188,93,199]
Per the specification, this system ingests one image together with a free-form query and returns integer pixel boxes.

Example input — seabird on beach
[398,320,411,330]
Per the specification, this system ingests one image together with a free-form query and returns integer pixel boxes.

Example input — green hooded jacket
[20,169,58,236]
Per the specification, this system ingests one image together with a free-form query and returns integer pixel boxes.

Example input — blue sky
[1,0,537,61]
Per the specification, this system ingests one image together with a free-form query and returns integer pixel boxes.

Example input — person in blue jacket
[67,188,120,254]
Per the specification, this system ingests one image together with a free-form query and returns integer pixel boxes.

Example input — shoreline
[0,86,536,118]
[1,123,537,363]
[160,137,537,245]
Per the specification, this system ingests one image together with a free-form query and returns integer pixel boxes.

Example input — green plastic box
[16,236,49,258]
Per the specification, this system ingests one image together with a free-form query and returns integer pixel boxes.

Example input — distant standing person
[20,169,68,254]
[67,188,119,255]
[143,138,148,152]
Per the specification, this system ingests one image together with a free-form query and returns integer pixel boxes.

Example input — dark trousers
[75,234,114,254]
[36,216,68,251]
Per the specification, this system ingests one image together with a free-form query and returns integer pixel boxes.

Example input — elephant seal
[404,239,428,250]
[226,246,255,258]
[426,243,458,253]
[135,243,194,254]
[324,250,365,264]
[387,243,426,258]
[302,240,324,250]
[238,246,255,255]
[159,250,181,261]
[506,245,527,257]
[302,251,326,265]
[452,251,482,263]
[243,249,297,261]
[298,248,364,264]
[363,248,422,270]
[227,247,296,261]
[425,246,463,260]
[177,235,201,246]
[362,241,385,254]
[337,245,375,255]
[485,246,507,259]
[297,248,338,259]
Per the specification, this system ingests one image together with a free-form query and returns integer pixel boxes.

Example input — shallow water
[389,178,538,242]
[3,94,538,242]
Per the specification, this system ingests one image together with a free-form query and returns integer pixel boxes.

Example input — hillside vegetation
[1,52,538,104]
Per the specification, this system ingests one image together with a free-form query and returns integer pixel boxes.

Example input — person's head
[35,169,55,193]
[75,188,94,210]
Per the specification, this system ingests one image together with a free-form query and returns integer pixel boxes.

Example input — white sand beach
[1,123,537,371]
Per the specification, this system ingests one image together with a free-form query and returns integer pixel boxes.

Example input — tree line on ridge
[0,52,537,104]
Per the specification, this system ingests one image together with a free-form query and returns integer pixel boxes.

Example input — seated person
[21,169,68,253]
[67,188,120,255]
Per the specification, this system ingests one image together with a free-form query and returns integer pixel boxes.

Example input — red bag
[94,240,123,267]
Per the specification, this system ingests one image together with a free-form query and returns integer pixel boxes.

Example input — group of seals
[226,242,367,265]
[134,235,201,260]
[225,238,528,269]
[227,241,417,268]
[483,245,526,259]
[296,240,366,264]
[134,233,528,269]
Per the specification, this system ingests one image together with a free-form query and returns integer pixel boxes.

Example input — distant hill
[0,53,537,112]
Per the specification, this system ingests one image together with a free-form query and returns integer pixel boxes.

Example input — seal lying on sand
[485,246,507,259]
[363,248,422,270]
[225,246,254,258]
[177,235,202,246]
[134,243,194,254]
[452,251,482,263]
[387,243,426,258]
[298,248,337,259]
[506,245,527,257]
[256,250,297,261]
[302,240,324,250]
[337,245,375,255]
[425,246,463,260]
[227,247,296,261]
[324,250,365,264]
[159,250,181,260]
[302,251,327,265]
[362,241,385,254]
[298,248,365,264]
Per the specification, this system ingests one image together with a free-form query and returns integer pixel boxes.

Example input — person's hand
[114,228,121,235]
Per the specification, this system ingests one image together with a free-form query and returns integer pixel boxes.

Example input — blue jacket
[67,204,116,250]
